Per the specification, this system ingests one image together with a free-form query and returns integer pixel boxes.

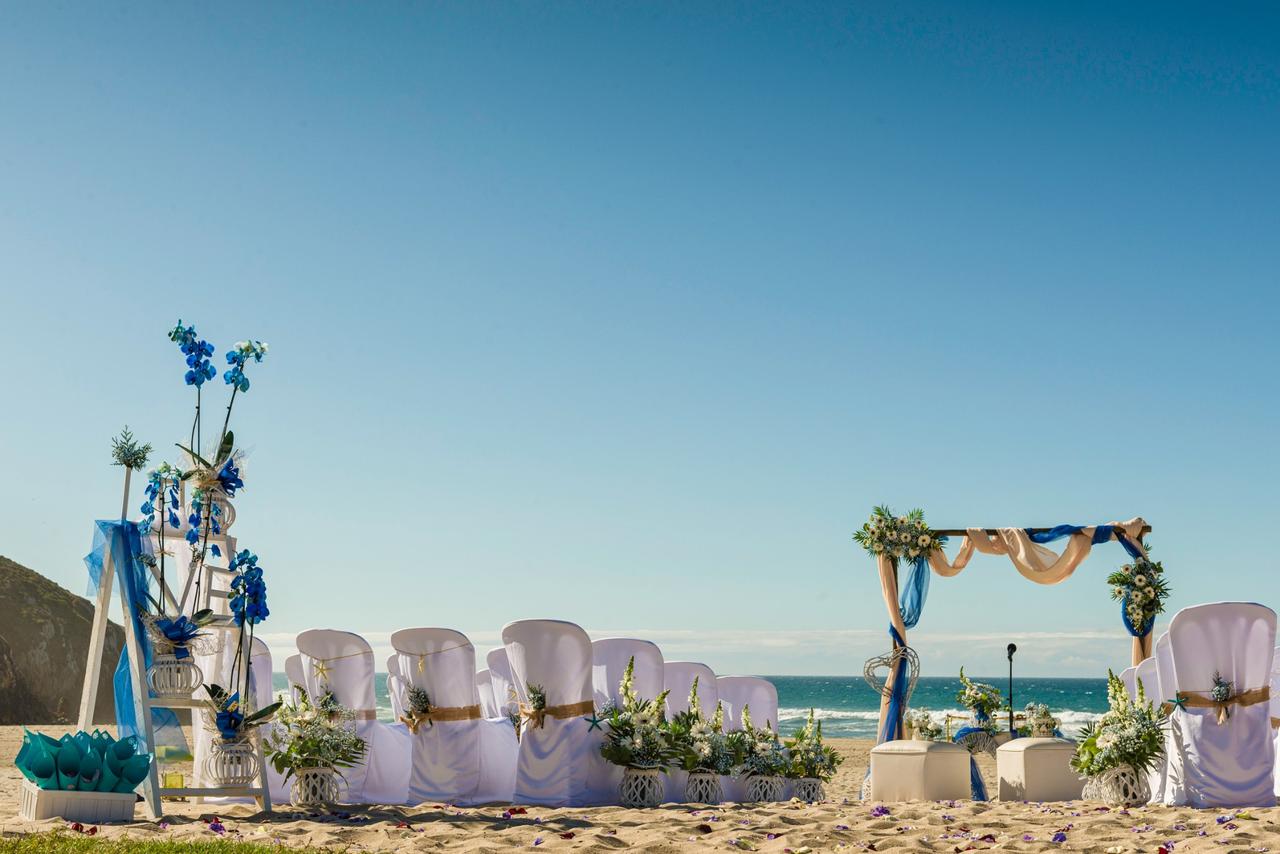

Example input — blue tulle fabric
[1028,525,1146,636]
[877,555,932,744]
[953,710,994,800]
[84,520,189,755]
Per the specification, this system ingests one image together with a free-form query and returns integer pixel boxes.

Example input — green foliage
[0,832,326,854]
[598,656,674,770]
[1107,552,1170,631]
[110,426,152,470]
[667,679,735,773]
[853,505,943,561]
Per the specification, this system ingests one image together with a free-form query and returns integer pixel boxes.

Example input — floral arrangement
[785,709,842,781]
[203,683,281,742]
[853,506,944,562]
[1071,670,1167,777]
[400,686,434,734]
[1023,702,1059,736]
[265,690,366,781]
[956,668,1003,720]
[905,708,942,740]
[667,678,734,774]
[143,610,216,659]
[1107,551,1170,634]
[111,427,153,472]
[599,657,673,770]
[734,706,790,778]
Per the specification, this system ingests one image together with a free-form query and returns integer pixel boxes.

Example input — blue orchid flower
[223,340,267,392]
[214,692,245,739]
[217,459,244,496]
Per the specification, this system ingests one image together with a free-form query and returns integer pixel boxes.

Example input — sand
[3,726,1280,852]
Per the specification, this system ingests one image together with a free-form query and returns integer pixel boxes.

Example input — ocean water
[274,674,1108,739]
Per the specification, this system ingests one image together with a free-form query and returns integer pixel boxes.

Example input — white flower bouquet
[1107,553,1170,633]
[599,657,673,770]
[853,505,944,562]
[956,667,1003,721]
[1071,670,1166,778]
[905,708,943,741]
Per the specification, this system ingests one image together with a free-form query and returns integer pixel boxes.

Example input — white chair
[392,627,512,806]
[716,676,779,731]
[664,662,719,719]
[1166,602,1277,807]
[487,647,518,719]
[1119,665,1138,700]
[476,670,498,718]
[503,619,604,806]
[285,654,304,703]
[387,655,406,721]
[591,638,664,709]
[297,629,412,804]
[1154,632,1184,805]
[1271,646,1280,798]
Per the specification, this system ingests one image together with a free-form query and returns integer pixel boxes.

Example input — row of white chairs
[1116,602,1278,808]
[250,619,778,806]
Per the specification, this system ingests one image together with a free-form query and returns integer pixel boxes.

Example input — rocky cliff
[0,555,124,724]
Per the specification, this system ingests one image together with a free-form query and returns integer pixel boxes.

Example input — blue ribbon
[154,616,201,659]
[84,521,189,757]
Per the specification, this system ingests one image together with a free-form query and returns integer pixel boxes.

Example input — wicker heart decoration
[863,645,920,707]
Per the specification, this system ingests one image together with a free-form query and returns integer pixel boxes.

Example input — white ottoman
[870,740,970,802]
[997,738,1083,802]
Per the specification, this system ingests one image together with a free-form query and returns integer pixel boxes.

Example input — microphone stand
[1007,643,1017,736]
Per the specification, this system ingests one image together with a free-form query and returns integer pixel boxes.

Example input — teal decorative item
[14,729,152,793]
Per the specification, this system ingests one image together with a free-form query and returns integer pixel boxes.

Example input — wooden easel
[78,474,271,819]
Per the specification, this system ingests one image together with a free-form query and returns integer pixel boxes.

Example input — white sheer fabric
[487,647,518,720]
[1155,632,1185,805]
[285,654,304,703]
[386,655,406,721]
[503,620,604,806]
[591,638,664,708]
[1166,603,1276,807]
[297,629,411,804]
[1119,666,1138,700]
[476,670,499,718]
[716,676,779,731]
[390,627,486,805]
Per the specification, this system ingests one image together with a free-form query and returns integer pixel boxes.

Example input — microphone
[1007,643,1017,660]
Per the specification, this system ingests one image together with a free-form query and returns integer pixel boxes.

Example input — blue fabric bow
[155,616,201,659]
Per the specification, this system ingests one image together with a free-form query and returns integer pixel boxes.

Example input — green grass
[0,834,336,854]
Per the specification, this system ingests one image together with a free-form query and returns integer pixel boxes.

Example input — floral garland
[853,505,944,562]
[1107,552,1170,635]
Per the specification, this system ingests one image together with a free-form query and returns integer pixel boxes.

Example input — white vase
[743,774,785,803]
[146,653,203,699]
[1082,764,1149,807]
[792,777,825,802]
[620,767,664,807]
[685,771,723,804]
[291,767,342,807]
[204,737,259,787]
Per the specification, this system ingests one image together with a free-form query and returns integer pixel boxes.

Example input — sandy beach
[4,727,1280,852]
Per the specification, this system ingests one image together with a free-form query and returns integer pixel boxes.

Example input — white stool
[870,740,970,802]
[996,738,1083,802]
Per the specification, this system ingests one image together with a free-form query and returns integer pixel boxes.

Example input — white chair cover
[487,647,518,719]
[386,655,406,721]
[503,620,604,806]
[591,638,664,709]
[249,637,274,710]
[716,676,779,731]
[297,629,411,805]
[285,654,304,704]
[1166,603,1277,807]
[476,670,498,718]
[664,662,719,719]
[1154,632,1185,805]
[391,627,488,805]
[1133,655,1161,804]
[1271,646,1280,798]
[1119,665,1138,700]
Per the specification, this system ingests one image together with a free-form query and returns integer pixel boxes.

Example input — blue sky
[1,2,1277,677]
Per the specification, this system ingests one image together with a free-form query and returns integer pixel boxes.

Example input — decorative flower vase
[146,653,203,699]
[1081,765,1149,807]
[743,774,786,803]
[685,771,723,804]
[792,777,825,802]
[620,766,664,807]
[1031,719,1057,738]
[291,767,342,807]
[204,737,259,787]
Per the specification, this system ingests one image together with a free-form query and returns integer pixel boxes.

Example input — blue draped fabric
[877,555,932,744]
[953,711,993,801]
[84,521,189,757]
[1027,524,1147,637]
